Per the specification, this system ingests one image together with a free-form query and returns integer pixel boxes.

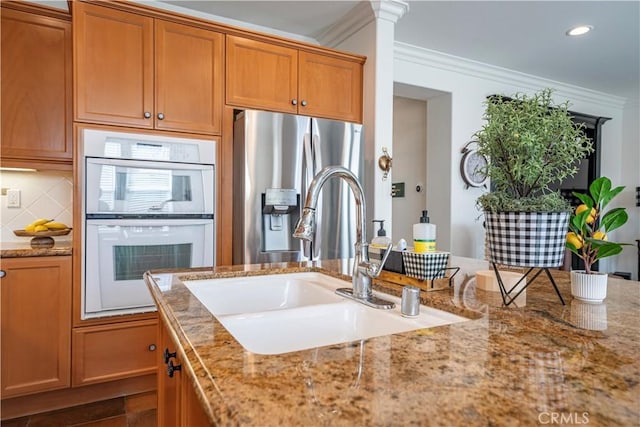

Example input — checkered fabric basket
[484,211,569,268]
[402,251,450,280]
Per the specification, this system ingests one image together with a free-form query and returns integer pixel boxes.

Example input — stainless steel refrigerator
[232,110,363,264]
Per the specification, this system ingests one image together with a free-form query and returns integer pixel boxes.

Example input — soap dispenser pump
[371,220,392,248]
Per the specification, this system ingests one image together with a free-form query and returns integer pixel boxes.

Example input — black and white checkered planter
[402,251,450,280]
[484,211,569,268]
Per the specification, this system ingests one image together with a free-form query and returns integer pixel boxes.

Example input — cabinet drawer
[72,319,158,386]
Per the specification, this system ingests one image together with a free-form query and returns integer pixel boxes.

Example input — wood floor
[1,391,156,427]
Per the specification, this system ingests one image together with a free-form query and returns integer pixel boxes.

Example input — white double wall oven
[80,127,216,319]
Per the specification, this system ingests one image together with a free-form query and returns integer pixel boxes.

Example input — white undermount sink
[183,272,468,355]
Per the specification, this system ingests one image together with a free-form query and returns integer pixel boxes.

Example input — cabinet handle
[301,100,307,107]
[157,113,165,120]
[291,99,297,106]
[0,270,5,278]
[143,111,151,119]
[167,360,182,378]
[148,344,157,352]
[164,348,176,364]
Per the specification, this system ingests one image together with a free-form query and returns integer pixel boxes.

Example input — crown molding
[317,0,409,48]
[316,2,374,48]
[129,0,318,44]
[394,42,628,111]
[370,0,409,23]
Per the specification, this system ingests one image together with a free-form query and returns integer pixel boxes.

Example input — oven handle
[85,157,214,171]
[85,218,214,227]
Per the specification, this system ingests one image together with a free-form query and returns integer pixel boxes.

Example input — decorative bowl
[13,228,72,248]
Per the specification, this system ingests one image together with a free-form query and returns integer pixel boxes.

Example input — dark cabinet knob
[157,113,165,120]
[301,100,307,107]
[291,99,297,106]
[167,360,182,378]
[143,111,151,119]
[163,348,176,364]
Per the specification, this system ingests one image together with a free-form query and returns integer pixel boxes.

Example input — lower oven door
[84,218,215,318]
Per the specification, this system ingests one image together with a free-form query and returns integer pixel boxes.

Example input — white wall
[0,170,74,245]
[391,96,426,243]
[617,102,640,278]
[393,43,637,277]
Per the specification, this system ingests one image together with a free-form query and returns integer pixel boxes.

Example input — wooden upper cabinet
[1,256,72,398]
[155,20,223,134]
[1,6,72,164]
[298,51,363,123]
[226,35,298,114]
[226,35,364,123]
[74,2,153,128]
[74,2,223,135]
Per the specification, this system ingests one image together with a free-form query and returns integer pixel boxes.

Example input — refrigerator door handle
[302,132,315,259]
[303,132,314,192]
[311,131,323,176]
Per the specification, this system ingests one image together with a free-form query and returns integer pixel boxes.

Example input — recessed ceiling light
[566,25,593,36]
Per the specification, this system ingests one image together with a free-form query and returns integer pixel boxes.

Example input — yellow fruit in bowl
[31,218,51,227]
[575,204,596,224]
[44,221,68,230]
[592,231,607,241]
[34,224,49,232]
[566,232,583,249]
[24,224,37,232]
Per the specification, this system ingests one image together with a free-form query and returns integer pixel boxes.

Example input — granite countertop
[146,257,640,426]
[0,240,73,258]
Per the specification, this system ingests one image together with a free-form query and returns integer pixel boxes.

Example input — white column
[321,0,408,240]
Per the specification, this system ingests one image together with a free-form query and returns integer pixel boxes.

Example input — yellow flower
[575,204,596,224]
[592,231,607,241]
[566,232,583,249]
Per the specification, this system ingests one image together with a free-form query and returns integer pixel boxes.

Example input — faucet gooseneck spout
[293,166,394,309]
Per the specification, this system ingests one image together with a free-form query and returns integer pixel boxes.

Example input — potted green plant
[566,177,629,302]
[474,88,593,268]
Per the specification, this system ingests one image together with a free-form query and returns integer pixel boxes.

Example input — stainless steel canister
[401,286,421,317]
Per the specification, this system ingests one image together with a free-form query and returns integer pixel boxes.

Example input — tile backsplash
[0,170,73,244]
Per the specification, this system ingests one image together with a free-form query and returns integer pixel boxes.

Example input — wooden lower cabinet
[72,319,158,386]
[0,256,72,398]
[158,321,209,426]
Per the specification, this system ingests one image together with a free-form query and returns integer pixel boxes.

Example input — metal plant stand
[491,263,565,307]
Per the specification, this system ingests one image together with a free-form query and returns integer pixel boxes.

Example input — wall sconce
[378,147,392,181]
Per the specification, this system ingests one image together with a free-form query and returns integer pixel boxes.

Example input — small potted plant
[566,176,629,302]
[475,88,593,268]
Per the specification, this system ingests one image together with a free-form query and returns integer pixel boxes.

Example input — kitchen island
[146,257,640,426]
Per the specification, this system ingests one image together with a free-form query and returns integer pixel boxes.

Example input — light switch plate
[7,189,21,208]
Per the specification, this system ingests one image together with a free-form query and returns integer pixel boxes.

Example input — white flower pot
[570,270,608,303]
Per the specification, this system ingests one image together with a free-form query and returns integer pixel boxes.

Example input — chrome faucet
[293,166,394,309]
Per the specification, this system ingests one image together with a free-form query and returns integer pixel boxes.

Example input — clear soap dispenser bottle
[371,220,392,248]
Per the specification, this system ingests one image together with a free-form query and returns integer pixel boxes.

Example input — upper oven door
[85,157,214,215]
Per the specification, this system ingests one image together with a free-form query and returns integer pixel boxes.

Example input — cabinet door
[181,376,210,426]
[155,20,223,135]
[1,8,72,162]
[73,2,154,128]
[298,51,363,123]
[72,319,158,386]
[226,35,298,114]
[0,256,72,398]
[158,322,182,427]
